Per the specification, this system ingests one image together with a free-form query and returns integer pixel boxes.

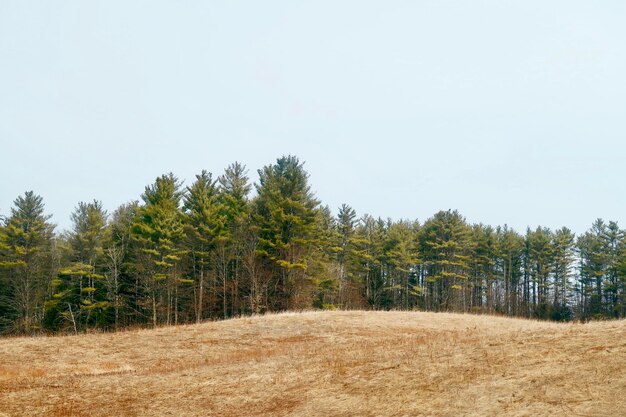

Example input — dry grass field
[1,311,625,417]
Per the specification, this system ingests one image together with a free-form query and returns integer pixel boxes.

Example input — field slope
[1,311,625,416]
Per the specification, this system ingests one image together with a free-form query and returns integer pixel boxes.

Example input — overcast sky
[1,1,625,234]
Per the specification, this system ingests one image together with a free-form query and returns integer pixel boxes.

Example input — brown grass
[0,311,625,416]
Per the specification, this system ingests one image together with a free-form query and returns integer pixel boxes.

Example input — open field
[1,311,625,416]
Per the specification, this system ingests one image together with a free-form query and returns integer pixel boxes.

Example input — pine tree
[133,174,186,326]
[550,227,575,320]
[615,234,626,318]
[495,225,524,316]
[525,227,554,318]
[337,205,357,272]
[0,220,13,331]
[1,192,55,333]
[354,215,387,308]
[470,224,498,312]
[44,201,109,332]
[420,210,472,311]
[602,221,625,317]
[304,205,340,309]
[577,220,610,319]
[334,204,362,307]
[383,220,420,310]
[183,170,223,321]
[104,202,139,329]
[216,163,252,317]
[253,156,320,310]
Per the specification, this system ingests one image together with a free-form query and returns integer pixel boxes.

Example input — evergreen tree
[525,227,554,318]
[104,202,139,330]
[305,205,340,309]
[337,204,358,275]
[602,221,625,317]
[183,170,223,321]
[133,174,186,326]
[253,156,320,309]
[383,219,420,310]
[470,224,498,312]
[217,163,252,317]
[420,210,472,311]
[0,192,55,333]
[44,201,109,332]
[354,215,387,308]
[550,227,575,320]
[334,204,364,308]
[495,225,524,316]
[0,220,13,330]
[615,234,626,317]
[577,220,610,319]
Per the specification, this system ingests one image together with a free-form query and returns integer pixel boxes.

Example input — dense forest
[1,155,625,335]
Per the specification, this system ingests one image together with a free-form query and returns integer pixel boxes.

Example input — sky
[1,1,625,234]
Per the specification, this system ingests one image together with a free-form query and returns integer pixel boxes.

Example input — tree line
[1,155,625,335]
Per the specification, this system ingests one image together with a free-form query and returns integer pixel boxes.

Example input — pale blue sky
[1,1,625,234]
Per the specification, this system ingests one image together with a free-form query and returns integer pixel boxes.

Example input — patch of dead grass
[0,311,625,416]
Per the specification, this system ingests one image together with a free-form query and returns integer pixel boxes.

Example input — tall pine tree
[133,174,186,326]
[45,201,109,332]
[1,192,55,333]
[420,210,472,311]
[253,156,320,309]
[183,170,223,321]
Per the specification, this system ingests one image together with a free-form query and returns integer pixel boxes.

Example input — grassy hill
[1,311,625,416]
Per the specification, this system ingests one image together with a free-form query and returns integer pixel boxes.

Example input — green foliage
[0,192,54,334]
[184,170,224,251]
[253,155,320,309]
[132,173,186,326]
[4,157,626,335]
[420,210,472,311]
[182,170,224,320]
[44,201,110,331]
[576,219,626,319]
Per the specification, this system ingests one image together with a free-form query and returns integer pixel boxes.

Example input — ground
[0,311,625,416]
